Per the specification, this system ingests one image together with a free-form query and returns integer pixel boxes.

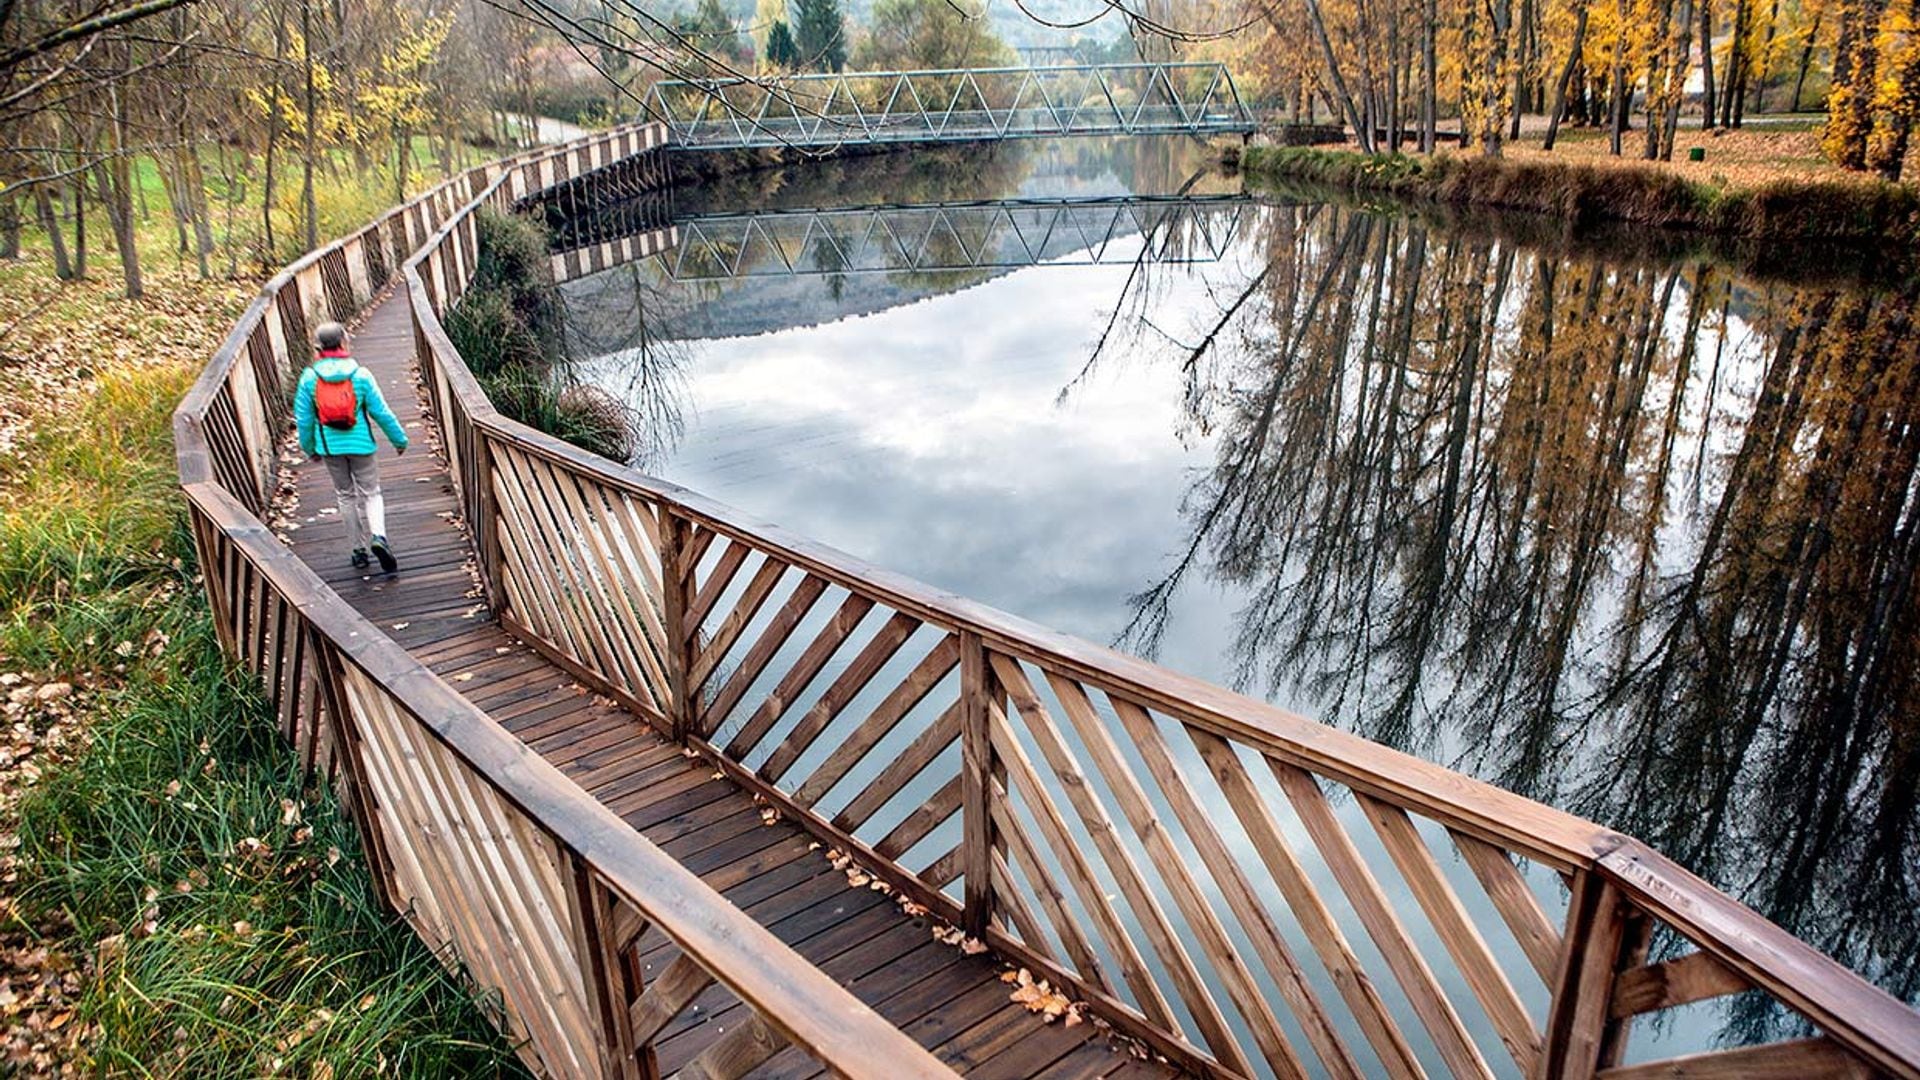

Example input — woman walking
[293,321,410,572]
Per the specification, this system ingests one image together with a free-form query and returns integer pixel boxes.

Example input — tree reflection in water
[1111,203,1920,1012]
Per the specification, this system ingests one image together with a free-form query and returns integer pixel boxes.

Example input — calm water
[557,138,1919,1067]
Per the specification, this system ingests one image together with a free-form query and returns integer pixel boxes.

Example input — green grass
[0,353,527,1075]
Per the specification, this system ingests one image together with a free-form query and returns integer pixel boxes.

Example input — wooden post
[306,624,398,914]
[565,850,653,1080]
[958,631,995,937]
[188,503,240,659]
[474,427,507,614]
[660,508,696,742]
[1536,870,1632,1080]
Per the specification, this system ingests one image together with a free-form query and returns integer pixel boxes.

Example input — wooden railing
[178,121,1920,1080]
[404,150,1920,1080]
[174,124,960,1080]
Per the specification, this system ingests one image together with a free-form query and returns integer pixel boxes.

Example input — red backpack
[314,370,361,431]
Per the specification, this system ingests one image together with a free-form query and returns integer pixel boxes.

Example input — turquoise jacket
[294,353,410,458]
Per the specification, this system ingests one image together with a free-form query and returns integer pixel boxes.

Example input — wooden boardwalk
[285,292,1178,1080]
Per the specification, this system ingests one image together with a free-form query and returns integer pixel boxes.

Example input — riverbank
[1238,142,1920,246]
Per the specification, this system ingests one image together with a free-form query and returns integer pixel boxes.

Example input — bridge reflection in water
[553,194,1252,283]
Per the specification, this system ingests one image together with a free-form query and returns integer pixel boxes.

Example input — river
[553,136,1918,1075]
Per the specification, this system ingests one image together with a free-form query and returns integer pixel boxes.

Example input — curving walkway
[284,291,1178,1079]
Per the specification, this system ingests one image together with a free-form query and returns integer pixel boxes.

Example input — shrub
[451,208,642,463]
[1240,145,1920,243]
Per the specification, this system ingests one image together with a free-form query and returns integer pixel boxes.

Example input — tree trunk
[1701,0,1718,127]
[300,0,318,252]
[1608,0,1631,154]
[1659,0,1698,157]
[1722,0,1750,126]
[263,1,290,264]
[34,185,73,279]
[179,145,214,279]
[1791,10,1822,109]
[1545,1,1591,148]
[1866,0,1919,178]
[92,156,143,299]
[1389,9,1403,149]
[70,174,85,278]
[1752,0,1781,112]
[1485,0,1514,154]
[1512,0,1535,139]
[1275,0,1377,151]
[0,194,18,259]
[1826,0,1887,169]
[1645,0,1673,158]
[1422,0,1438,150]
[394,123,409,203]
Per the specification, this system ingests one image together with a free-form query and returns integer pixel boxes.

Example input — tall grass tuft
[447,207,641,463]
[1,359,527,1076]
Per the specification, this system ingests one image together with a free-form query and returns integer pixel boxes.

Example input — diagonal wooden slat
[721,592,875,752]
[991,663,1202,1044]
[1098,691,1345,1080]
[831,701,960,834]
[700,573,829,731]
[1273,760,1496,1080]
[990,790,1112,993]
[1361,794,1542,1075]
[791,633,959,809]
[989,847,1056,961]
[757,612,920,784]
[679,1013,789,1080]
[875,775,961,861]
[1186,728,1426,1080]
[630,953,716,1044]
[1609,951,1752,1019]
[1452,830,1563,985]
[685,539,752,633]
[689,554,790,691]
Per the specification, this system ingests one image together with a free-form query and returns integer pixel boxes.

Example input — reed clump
[446,207,639,462]
[1241,146,1920,242]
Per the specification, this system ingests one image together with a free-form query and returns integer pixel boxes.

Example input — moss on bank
[1240,145,1920,243]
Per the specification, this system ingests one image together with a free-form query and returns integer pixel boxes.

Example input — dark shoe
[350,548,370,569]
[370,535,397,573]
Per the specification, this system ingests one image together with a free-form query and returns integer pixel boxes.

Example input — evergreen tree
[765,19,801,69]
[695,0,741,52]
[792,0,847,72]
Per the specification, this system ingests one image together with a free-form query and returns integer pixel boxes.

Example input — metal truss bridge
[549,193,1254,283]
[643,63,1255,151]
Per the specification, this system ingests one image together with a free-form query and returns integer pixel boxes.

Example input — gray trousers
[322,453,386,551]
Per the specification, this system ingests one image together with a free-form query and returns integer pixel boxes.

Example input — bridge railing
[175,123,961,1080]
[409,170,1920,1080]
[644,63,1256,150]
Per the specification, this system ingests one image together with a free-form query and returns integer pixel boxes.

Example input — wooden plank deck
[283,291,1181,1079]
